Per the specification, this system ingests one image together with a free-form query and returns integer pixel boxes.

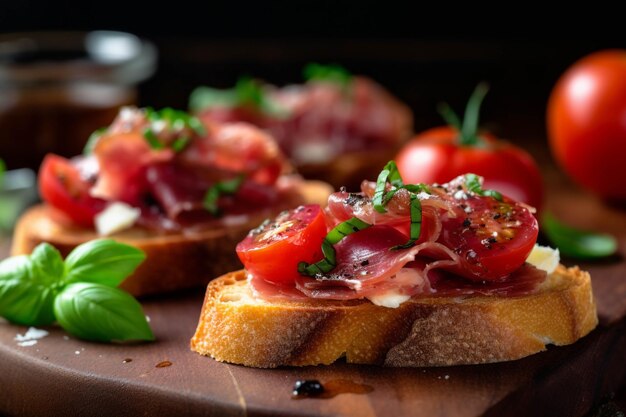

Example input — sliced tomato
[236,204,327,285]
[438,195,538,281]
[39,154,106,227]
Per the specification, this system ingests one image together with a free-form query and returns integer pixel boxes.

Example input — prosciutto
[252,176,546,303]
[81,107,293,232]
[196,77,413,165]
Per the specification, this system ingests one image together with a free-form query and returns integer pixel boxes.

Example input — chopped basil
[541,212,617,259]
[298,217,371,277]
[372,161,426,248]
[189,77,289,118]
[171,136,190,153]
[373,161,404,213]
[143,128,165,150]
[299,160,431,277]
[303,63,352,88]
[142,107,206,152]
[203,175,245,216]
[392,194,422,250]
[464,173,503,201]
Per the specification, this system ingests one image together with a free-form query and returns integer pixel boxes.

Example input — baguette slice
[11,180,332,297]
[191,265,598,367]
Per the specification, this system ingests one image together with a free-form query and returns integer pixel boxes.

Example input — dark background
[2,2,626,151]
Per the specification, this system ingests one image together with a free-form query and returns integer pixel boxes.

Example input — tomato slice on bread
[236,204,327,285]
[438,195,538,281]
[39,154,105,227]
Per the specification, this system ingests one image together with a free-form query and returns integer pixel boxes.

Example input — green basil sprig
[189,77,289,118]
[541,212,617,259]
[303,63,353,89]
[0,239,154,342]
[373,161,428,248]
[203,174,245,216]
[464,173,503,201]
[298,217,371,277]
[298,161,429,278]
[143,107,206,152]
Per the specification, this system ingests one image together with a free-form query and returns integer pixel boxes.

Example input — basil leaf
[541,212,617,259]
[465,173,503,201]
[0,255,58,325]
[30,243,65,282]
[54,283,154,342]
[64,239,146,287]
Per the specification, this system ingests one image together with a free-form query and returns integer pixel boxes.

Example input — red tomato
[396,127,544,211]
[39,154,106,227]
[236,204,327,285]
[547,50,626,202]
[438,195,539,281]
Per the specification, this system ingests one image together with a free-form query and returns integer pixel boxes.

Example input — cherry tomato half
[236,204,327,285]
[547,50,626,202]
[438,195,539,281]
[396,127,544,211]
[39,154,106,227]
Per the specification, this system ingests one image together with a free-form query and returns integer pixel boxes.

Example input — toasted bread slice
[11,181,332,297]
[191,265,597,367]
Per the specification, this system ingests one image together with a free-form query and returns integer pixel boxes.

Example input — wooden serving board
[1,171,625,417]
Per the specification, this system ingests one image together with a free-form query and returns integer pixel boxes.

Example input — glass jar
[0,31,157,170]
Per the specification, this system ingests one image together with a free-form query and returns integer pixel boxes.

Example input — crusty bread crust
[11,181,332,297]
[190,265,598,367]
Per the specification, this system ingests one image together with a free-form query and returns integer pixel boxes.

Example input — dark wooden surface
[0,166,625,417]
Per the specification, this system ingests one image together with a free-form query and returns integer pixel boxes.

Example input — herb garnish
[298,161,428,278]
[203,175,246,216]
[143,107,206,152]
[541,212,617,259]
[0,240,154,342]
[298,217,371,276]
[373,161,428,249]
[464,173,503,201]
[303,63,353,89]
[189,77,289,118]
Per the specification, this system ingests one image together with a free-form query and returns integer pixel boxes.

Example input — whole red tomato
[547,50,626,202]
[395,85,544,210]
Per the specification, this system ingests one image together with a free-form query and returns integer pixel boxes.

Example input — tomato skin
[38,154,106,227]
[395,127,544,210]
[547,50,626,202]
[438,196,539,281]
[236,204,327,285]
